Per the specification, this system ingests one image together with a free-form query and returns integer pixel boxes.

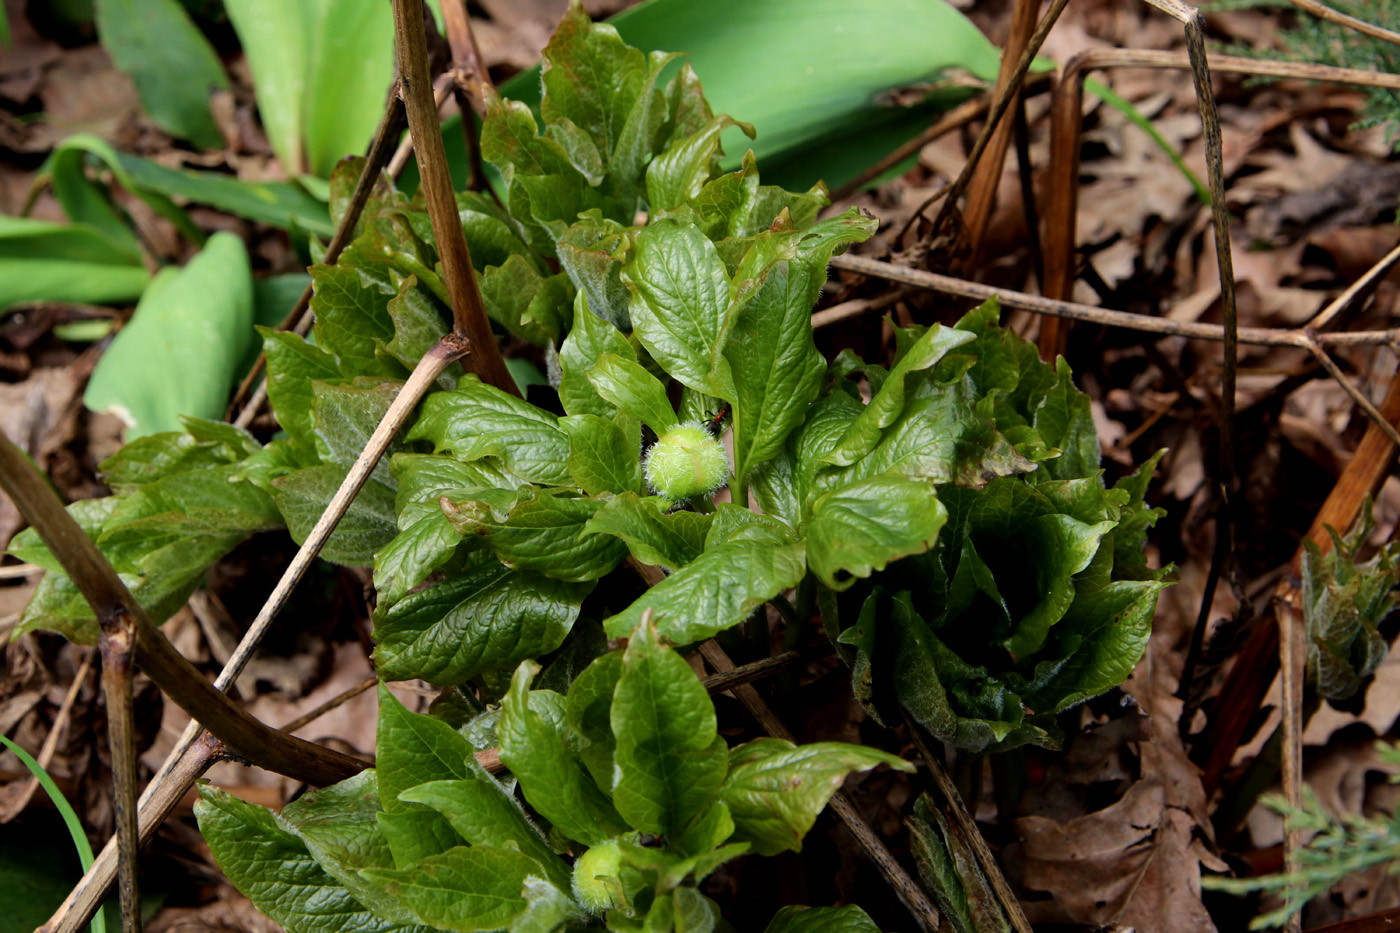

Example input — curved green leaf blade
[95,0,228,148]
[611,618,728,837]
[806,475,947,590]
[360,846,547,932]
[84,232,253,437]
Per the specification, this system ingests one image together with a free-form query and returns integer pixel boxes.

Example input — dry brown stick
[696,640,945,933]
[1309,240,1400,332]
[439,0,495,195]
[388,74,454,178]
[100,617,140,933]
[906,0,1071,246]
[393,0,517,396]
[1287,0,1400,46]
[43,734,223,933]
[1303,339,1400,448]
[229,92,410,425]
[1276,588,1307,933]
[811,290,907,329]
[828,253,1400,348]
[279,676,378,734]
[829,73,1053,203]
[961,0,1041,261]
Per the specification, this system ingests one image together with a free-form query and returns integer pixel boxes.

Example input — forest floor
[5,0,1400,929]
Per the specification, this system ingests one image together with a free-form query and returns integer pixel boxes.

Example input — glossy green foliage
[197,620,907,933]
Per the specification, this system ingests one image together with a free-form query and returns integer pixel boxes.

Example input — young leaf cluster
[196,616,903,932]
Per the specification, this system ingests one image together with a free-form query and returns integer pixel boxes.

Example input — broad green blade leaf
[539,4,647,164]
[556,216,633,329]
[408,377,573,487]
[622,220,730,394]
[400,772,570,891]
[311,379,404,485]
[557,291,637,418]
[585,353,678,435]
[373,551,591,685]
[375,683,477,837]
[583,491,709,571]
[511,877,588,933]
[302,0,394,178]
[806,475,947,590]
[0,217,147,308]
[95,0,228,148]
[647,115,752,212]
[84,232,253,437]
[611,618,728,838]
[721,737,911,856]
[498,661,628,847]
[603,537,806,643]
[361,847,548,932]
[764,905,883,933]
[195,785,419,933]
[222,0,310,174]
[1032,357,1101,481]
[560,414,644,496]
[278,771,424,926]
[272,463,397,566]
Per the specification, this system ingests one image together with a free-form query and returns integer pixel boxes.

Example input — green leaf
[377,810,463,870]
[374,551,591,685]
[400,770,571,891]
[0,217,148,309]
[221,0,309,174]
[622,220,730,394]
[195,785,419,933]
[511,877,588,933]
[384,277,456,375]
[820,324,977,468]
[95,0,227,148]
[565,650,625,794]
[373,510,464,610]
[308,262,399,377]
[557,291,637,418]
[312,379,403,483]
[479,255,560,345]
[583,492,709,571]
[556,216,632,330]
[84,232,253,437]
[540,4,646,162]
[1033,357,1100,481]
[585,353,678,435]
[498,661,629,847]
[361,846,546,932]
[97,425,255,494]
[611,618,728,837]
[261,328,343,449]
[443,488,627,582]
[271,464,398,567]
[278,770,423,926]
[560,414,644,496]
[907,794,1011,933]
[721,737,911,856]
[806,475,947,590]
[604,537,806,643]
[764,905,884,933]
[408,378,573,487]
[374,684,476,858]
[647,115,753,212]
[723,211,876,481]
[302,0,394,178]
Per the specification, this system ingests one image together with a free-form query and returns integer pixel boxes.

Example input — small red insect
[702,403,731,435]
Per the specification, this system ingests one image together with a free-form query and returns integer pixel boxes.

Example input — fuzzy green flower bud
[571,838,646,915]
[644,421,730,501]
